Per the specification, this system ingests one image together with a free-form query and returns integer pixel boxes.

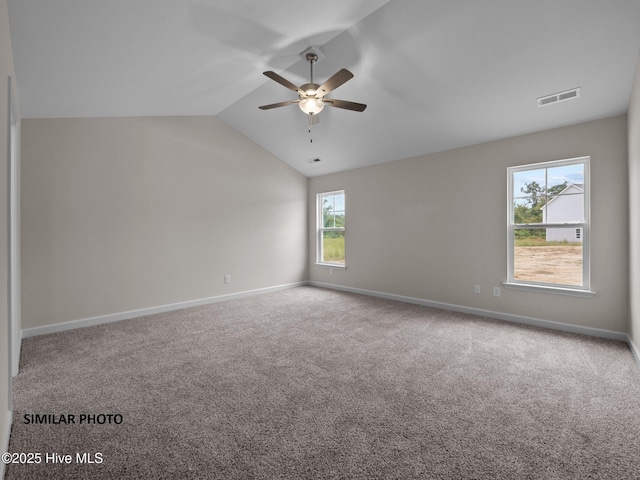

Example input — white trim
[0,410,13,480]
[317,190,345,265]
[508,156,591,174]
[8,76,21,379]
[503,282,596,298]
[628,335,640,367]
[309,281,628,342]
[22,281,308,338]
[19,280,638,368]
[507,156,591,290]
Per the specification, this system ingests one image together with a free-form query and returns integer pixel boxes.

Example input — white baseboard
[309,281,629,343]
[628,335,640,367]
[1,410,13,480]
[22,281,309,338]
[20,279,639,368]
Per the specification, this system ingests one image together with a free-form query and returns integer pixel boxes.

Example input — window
[317,191,345,265]
[507,157,591,294]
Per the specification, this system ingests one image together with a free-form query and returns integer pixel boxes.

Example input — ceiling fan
[259,53,367,125]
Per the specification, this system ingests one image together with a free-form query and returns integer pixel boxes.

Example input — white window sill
[315,263,347,269]
[503,282,596,298]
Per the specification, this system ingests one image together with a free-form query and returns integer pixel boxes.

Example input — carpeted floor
[6,286,640,479]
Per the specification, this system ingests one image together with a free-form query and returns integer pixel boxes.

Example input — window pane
[322,195,334,227]
[513,169,546,201]
[323,210,334,228]
[514,198,542,224]
[322,231,345,264]
[547,164,584,193]
[333,193,345,213]
[544,192,584,223]
[321,193,346,228]
[333,193,345,228]
[509,158,588,290]
[513,228,582,286]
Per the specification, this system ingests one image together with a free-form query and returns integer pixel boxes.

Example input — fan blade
[324,99,367,112]
[258,100,299,110]
[263,71,305,95]
[316,69,354,97]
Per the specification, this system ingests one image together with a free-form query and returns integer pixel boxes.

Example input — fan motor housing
[300,83,320,96]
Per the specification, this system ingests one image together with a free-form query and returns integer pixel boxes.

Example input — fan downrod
[306,53,318,84]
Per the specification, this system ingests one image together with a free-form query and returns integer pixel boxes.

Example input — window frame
[505,156,594,297]
[316,190,346,267]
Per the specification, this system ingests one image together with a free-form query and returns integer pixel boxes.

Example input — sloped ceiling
[8,0,640,176]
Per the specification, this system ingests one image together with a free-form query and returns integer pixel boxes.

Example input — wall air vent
[537,87,581,107]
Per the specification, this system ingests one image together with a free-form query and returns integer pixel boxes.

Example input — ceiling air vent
[537,87,581,107]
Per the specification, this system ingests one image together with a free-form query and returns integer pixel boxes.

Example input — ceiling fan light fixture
[299,97,324,114]
[259,51,366,119]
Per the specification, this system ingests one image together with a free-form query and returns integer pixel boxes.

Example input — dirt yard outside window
[514,245,582,286]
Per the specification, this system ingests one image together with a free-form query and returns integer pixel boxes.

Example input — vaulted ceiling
[8,0,640,176]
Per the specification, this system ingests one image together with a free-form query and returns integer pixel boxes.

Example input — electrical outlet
[224,275,231,284]
[493,286,501,297]
[473,284,481,294]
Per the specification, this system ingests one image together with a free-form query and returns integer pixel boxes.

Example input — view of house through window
[318,191,345,265]
[508,157,589,289]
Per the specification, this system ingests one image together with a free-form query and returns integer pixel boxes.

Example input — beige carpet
[6,286,640,479]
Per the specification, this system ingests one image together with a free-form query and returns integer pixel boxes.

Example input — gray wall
[21,116,308,329]
[309,115,629,333]
[629,54,640,350]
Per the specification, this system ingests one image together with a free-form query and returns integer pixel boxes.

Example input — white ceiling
[8,0,640,177]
